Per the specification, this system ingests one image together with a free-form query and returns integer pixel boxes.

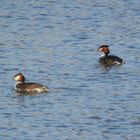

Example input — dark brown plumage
[14,73,49,93]
[98,45,124,66]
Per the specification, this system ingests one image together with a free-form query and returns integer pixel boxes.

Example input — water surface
[0,0,140,139]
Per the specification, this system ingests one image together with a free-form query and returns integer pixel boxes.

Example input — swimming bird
[98,45,124,66]
[14,73,49,93]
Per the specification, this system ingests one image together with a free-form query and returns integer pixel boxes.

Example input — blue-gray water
[0,0,140,139]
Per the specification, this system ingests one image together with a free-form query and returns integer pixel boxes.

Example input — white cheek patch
[14,76,19,81]
[99,48,103,52]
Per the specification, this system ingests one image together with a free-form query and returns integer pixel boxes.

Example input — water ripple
[0,0,140,139]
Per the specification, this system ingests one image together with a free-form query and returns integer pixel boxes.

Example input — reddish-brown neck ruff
[14,73,25,83]
[98,45,110,56]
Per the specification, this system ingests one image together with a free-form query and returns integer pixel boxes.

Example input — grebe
[14,73,49,93]
[98,45,124,66]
